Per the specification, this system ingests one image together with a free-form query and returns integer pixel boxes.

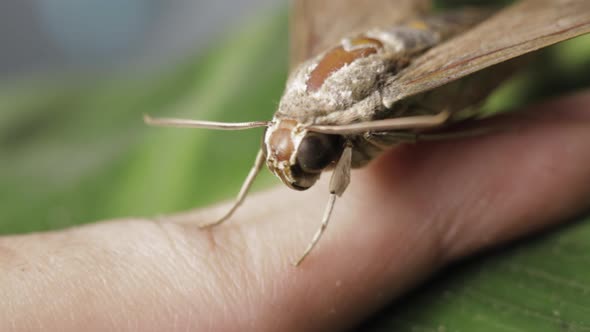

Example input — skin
[1,91,590,332]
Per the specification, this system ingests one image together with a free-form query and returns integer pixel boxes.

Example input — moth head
[264,119,343,191]
[143,114,348,191]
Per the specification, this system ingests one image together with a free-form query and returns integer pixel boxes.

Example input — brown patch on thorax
[306,37,383,92]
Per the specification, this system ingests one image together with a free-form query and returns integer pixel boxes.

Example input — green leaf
[361,217,590,332]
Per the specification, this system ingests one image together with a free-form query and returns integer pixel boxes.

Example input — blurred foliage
[0,2,589,331]
[0,11,287,232]
[361,215,590,332]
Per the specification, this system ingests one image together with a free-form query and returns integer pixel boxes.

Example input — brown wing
[383,0,590,106]
[289,0,432,68]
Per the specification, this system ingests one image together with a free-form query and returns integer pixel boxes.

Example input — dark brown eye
[296,134,342,173]
[289,164,319,191]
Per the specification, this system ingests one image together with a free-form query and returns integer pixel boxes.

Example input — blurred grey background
[0,0,285,79]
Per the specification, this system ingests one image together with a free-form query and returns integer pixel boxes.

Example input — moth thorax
[264,119,343,191]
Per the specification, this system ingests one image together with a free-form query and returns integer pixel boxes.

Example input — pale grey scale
[275,55,393,124]
[367,26,441,56]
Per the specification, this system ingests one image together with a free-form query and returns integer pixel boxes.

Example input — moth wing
[383,0,590,106]
[289,0,432,68]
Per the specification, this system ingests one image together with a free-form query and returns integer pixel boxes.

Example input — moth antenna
[199,149,266,228]
[144,114,269,130]
[306,111,450,135]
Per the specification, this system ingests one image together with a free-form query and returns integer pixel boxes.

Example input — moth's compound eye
[296,134,342,173]
[289,164,319,191]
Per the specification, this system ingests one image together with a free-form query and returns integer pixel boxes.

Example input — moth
[145,0,590,266]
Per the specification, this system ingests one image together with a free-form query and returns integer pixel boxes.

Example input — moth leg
[363,131,419,148]
[199,149,265,228]
[293,145,353,266]
[365,124,501,147]
[413,126,503,141]
[308,111,450,135]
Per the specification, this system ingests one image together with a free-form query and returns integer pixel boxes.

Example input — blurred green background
[0,1,589,331]
[0,7,287,233]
